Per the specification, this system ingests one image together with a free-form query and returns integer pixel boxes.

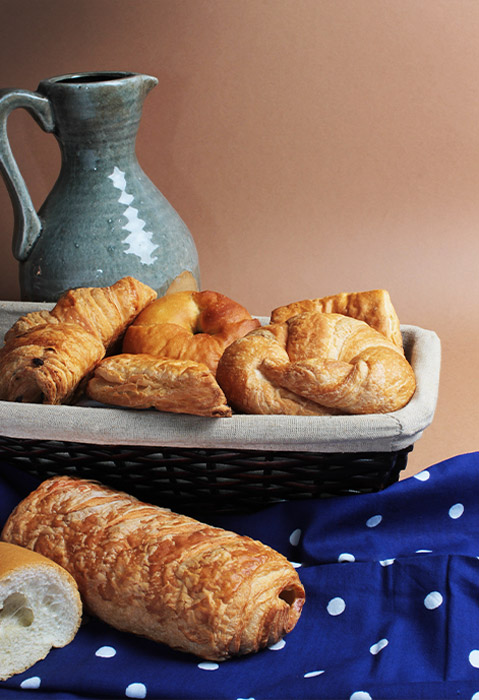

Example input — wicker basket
[0,303,440,515]
[0,435,412,515]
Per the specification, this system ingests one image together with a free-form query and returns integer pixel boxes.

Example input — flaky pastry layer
[87,353,232,417]
[217,311,416,415]
[271,289,404,349]
[2,476,305,660]
[0,277,156,404]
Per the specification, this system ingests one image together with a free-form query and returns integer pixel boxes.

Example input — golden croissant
[1,476,305,661]
[0,277,156,404]
[216,311,416,415]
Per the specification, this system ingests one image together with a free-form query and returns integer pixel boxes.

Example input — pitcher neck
[37,71,157,157]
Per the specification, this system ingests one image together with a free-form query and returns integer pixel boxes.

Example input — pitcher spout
[140,75,158,94]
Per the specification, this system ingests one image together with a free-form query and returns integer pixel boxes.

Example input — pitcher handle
[0,89,55,261]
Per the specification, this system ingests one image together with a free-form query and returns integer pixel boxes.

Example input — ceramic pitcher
[0,71,200,301]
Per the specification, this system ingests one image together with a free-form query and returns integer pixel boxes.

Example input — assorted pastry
[0,278,416,416]
[0,276,156,405]
[0,279,421,677]
[1,476,305,664]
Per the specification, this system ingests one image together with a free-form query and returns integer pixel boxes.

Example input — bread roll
[123,290,260,374]
[0,542,82,680]
[2,476,305,661]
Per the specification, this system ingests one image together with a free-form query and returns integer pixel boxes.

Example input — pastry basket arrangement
[0,291,440,515]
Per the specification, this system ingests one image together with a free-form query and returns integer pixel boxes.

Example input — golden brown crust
[87,353,232,417]
[0,542,81,608]
[4,310,59,341]
[4,276,156,351]
[0,277,157,404]
[216,329,334,415]
[123,290,261,374]
[2,476,305,661]
[0,323,105,404]
[217,312,416,415]
[50,276,157,350]
[271,289,404,349]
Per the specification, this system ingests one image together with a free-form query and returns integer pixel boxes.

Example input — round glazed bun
[122,290,261,374]
[0,541,82,680]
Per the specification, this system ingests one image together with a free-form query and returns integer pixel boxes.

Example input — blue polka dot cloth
[2,452,479,699]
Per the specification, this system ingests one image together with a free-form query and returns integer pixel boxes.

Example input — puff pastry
[216,312,416,415]
[271,289,404,349]
[0,323,105,404]
[0,277,156,404]
[87,353,232,417]
[1,476,305,661]
[5,276,157,351]
[123,290,260,374]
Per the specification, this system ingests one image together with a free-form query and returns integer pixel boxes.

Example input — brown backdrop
[1,0,478,476]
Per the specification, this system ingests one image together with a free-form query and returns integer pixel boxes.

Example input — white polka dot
[370,638,388,655]
[290,561,302,568]
[289,528,302,546]
[338,553,355,563]
[327,597,346,616]
[449,503,465,519]
[414,470,430,481]
[268,638,286,650]
[350,692,373,700]
[198,662,219,670]
[304,670,325,678]
[95,645,117,658]
[424,591,443,610]
[416,549,433,554]
[379,558,395,567]
[366,515,382,528]
[471,693,479,700]
[125,683,147,699]
[20,677,41,689]
[470,650,479,668]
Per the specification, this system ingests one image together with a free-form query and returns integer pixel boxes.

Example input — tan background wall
[0,0,477,477]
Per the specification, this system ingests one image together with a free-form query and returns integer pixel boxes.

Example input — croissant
[1,476,305,661]
[87,353,232,417]
[271,289,404,349]
[216,326,333,416]
[216,312,416,415]
[5,276,157,351]
[0,277,156,404]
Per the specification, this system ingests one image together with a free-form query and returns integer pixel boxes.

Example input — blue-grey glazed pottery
[0,71,200,301]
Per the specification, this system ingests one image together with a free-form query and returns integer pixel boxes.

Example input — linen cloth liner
[0,303,440,452]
